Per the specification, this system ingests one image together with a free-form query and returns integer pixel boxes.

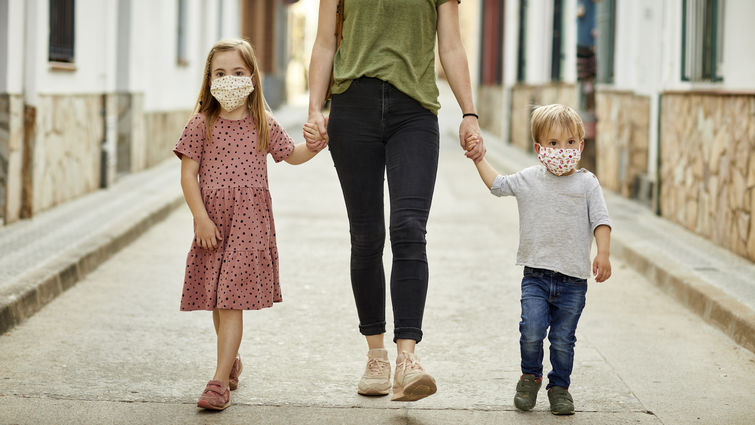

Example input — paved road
[1,120,753,425]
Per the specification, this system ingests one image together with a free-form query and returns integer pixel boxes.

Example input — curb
[477,128,755,353]
[0,196,183,335]
[611,233,755,353]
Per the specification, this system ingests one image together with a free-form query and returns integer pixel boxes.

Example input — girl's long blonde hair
[194,39,271,151]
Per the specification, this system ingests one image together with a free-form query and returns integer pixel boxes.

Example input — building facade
[0,0,297,226]
[481,0,755,261]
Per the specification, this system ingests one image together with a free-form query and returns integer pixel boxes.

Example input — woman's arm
[306,0,340,145]
[284,143,318,165]
[437,1,486,163]
[180,157,222,250]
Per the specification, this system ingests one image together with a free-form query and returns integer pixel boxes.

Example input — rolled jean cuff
[359,321,386,336]
[393,327,423,343]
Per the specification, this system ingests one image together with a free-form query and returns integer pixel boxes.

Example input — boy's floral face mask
[536,145,581,176]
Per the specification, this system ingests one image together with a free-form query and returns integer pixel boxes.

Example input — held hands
[303,114,329,152]
[592,253,612,283]
[195,216,223,250]
[464,134,481,154]
[460,116,485,162]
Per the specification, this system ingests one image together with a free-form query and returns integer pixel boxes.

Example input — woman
[303,0,485,401]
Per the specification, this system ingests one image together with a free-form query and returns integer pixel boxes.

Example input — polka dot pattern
[173,113,295,311]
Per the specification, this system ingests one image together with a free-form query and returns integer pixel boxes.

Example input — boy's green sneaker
[513,374,542,411]
[547,386,575,415]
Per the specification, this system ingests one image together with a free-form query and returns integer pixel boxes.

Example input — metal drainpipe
[21,0,37,219]
[655,93,662,216]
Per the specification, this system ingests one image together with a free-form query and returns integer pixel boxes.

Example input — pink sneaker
[229,354,243,391]
[197,380,230,410]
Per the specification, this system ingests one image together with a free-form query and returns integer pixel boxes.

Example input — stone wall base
[477,85,504,138]
[595,90,650,200]
[660,93,755,261]
[143,110,192,169]
[0,94,24,224]
[0,92,191,222]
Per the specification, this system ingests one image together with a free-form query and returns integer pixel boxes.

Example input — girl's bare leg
[212,309,243,386]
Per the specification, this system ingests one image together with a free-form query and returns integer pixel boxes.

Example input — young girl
[173,39,324,411]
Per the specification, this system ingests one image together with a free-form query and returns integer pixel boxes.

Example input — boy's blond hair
[530,104,585,144]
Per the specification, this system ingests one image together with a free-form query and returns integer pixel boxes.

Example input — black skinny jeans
[327,77,439,343]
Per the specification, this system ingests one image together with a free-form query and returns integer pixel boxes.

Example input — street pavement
[1,101,754,424]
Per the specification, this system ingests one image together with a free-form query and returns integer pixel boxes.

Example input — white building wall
[524,0,554,84]
[561,0,577,84]
[3,0,26,94]
[715,0,755,90]
[32,0,116,96]
[131,0,240,112]
[1,0,241,111]
[503,0,519,87]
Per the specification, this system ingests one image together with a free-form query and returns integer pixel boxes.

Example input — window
[480,0,504,85]
[596,0,616,84]
[49,0,75,63]
[177,0,188,65]
[682,0,724,81]
[516,0,528,82]
[550,0,564,81]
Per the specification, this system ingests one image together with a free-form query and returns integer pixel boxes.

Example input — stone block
[30,95,102,215]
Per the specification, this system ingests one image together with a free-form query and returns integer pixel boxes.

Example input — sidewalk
[1,97,754,424]
[2,90,754,349]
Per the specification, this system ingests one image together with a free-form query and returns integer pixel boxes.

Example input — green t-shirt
[331,0,456,115]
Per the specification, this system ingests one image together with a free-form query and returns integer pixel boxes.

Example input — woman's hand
[460,117,486,162]
[195,216,223,250]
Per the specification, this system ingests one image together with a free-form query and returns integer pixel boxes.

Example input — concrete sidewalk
[2,87,754,347]
[1,97,754,424]
[1,88,753,347]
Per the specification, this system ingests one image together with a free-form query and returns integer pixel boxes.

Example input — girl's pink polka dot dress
[173,113,294,311]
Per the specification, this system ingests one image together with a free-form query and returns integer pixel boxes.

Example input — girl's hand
[304,116,329,152]
[592,253,612,283]
[195,216,223,250]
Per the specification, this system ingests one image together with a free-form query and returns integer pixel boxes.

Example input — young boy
[466,104,612,415]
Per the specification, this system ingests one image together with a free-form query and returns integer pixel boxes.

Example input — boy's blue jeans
[519,266,587,389]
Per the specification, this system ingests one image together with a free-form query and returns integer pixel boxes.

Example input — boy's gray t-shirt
[491,165,611,279]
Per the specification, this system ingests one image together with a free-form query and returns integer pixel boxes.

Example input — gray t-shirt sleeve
[491,173,520,197]
[588,184,612,233]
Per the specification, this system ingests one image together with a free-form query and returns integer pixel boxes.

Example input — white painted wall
[1,0,242,111]
[503,0,519,87]
[716,0,755,90]
[524,0,554,84]
[3,0,25,94]
[561,0,577,83]
[32,0,116,96]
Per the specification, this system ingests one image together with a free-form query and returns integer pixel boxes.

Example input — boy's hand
[303,119,329,152]
[592,253,611,282]
[195,216,223,250]
[465,135,480,152]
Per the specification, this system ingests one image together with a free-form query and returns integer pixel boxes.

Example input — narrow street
[1,117,753,425]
